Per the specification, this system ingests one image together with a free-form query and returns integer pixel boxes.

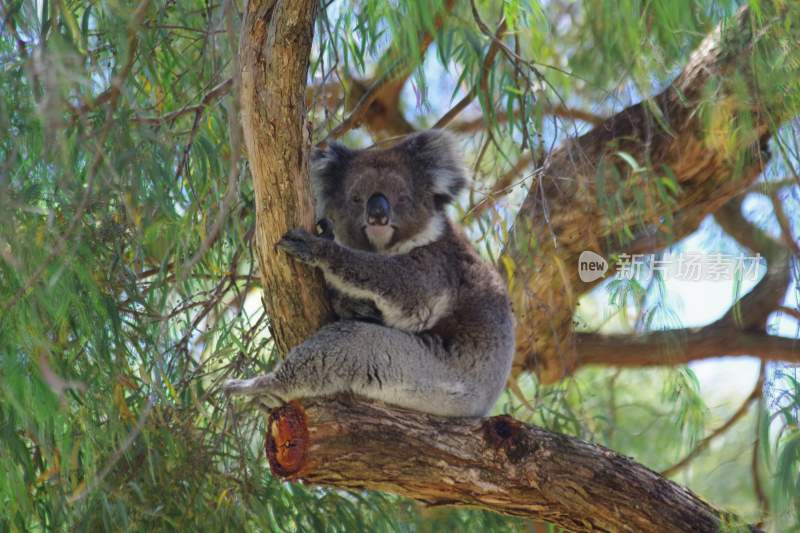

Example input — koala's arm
[278,229,452,331]
[329,288,384,323]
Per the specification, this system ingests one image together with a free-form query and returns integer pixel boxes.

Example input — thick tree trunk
[265,396,760,533]
[239,0,329,356]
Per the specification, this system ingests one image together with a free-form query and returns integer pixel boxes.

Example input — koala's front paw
[277,228,323,265]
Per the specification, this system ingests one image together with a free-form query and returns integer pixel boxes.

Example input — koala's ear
[397,129,468,206]
[310,142,352,216]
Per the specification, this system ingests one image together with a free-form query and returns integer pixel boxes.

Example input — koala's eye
[398,194,412,205]
[351,194,363,204]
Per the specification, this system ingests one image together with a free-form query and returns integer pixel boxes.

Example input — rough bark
[505,5,797,383]
[265,396,760,533]
[239,0,329,355]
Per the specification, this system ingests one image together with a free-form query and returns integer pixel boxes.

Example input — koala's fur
[224,130,515,417]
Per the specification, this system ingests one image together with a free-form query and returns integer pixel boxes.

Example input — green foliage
[1,0,799,531]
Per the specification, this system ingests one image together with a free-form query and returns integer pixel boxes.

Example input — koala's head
[311,129,467,253]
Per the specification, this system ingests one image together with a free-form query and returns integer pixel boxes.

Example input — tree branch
[504,4,798,383]
[777,305,800,323]
[575,328,799,368]
[771,191,800,256]
[450,105,604,134]
[714,197,793,330]
[464,152,534,221]
[323,69,402,142]
[510,193,800,383]
[262,396,761,533]
[714,197,784,260]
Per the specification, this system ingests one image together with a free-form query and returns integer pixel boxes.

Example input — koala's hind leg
[224,320,486,417]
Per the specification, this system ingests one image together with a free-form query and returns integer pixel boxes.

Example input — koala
[224,130,515,417]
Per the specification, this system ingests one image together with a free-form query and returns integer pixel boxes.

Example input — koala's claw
[277,228,318,264]
[223,376,284,409]
[316,218,335,241]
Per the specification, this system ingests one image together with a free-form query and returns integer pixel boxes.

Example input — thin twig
[135,77,233,125]
[463,153,535,221]
[751,394,769,523]
[776,305,800,322]
[770,192,800,256]
[433,18,507,129]
[322,68,398,143]
[72,0,151,118]
[178,3,243,278]
[661,362,766,477]
[450,106,604,133]
[321,0,456,143]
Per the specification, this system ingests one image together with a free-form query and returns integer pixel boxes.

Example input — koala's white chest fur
[323,270,453,332]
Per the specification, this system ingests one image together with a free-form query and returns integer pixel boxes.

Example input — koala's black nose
[367,193,390,226]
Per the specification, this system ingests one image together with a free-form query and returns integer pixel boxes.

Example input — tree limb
[450,105,605,134]
[323,69,403,143]
[504,4,798,383]
[777,305,800,323]
[263,396,761,533]
[770,191,800,256]
[575,328,798,368]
